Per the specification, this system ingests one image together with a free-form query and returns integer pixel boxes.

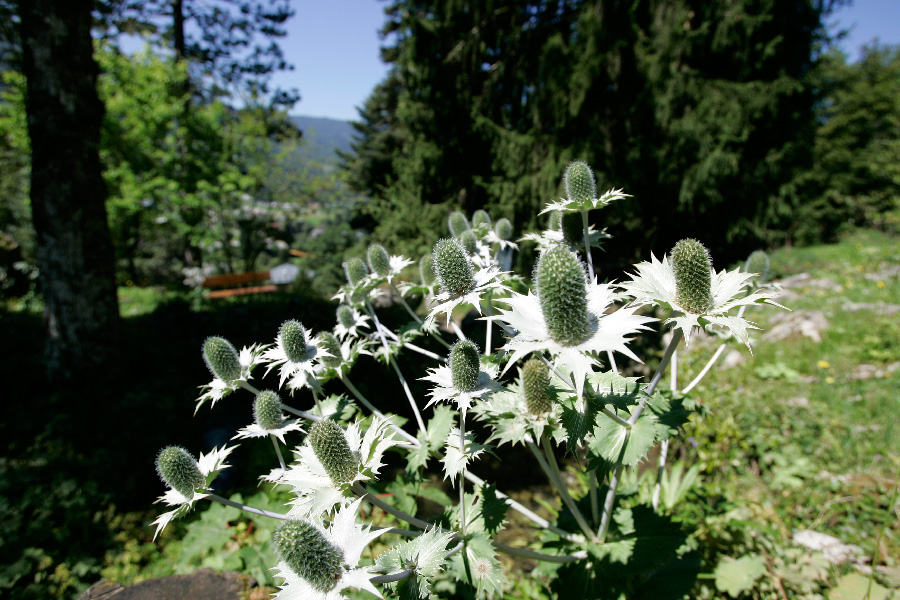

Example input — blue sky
[279,1,900,122]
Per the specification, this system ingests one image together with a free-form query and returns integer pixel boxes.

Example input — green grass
[672,228,899,596]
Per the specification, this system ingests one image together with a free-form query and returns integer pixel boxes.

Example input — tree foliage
[346,0,838,267]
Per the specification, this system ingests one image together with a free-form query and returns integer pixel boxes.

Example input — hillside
[290,115,355,165]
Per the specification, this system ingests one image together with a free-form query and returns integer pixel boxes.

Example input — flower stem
[343,376,419,445]
[526,437,595,540]
[681,304,746,394]
[485,292,493,356]
[589,469,599,526]
[582,209,595,280]
[280,403,320,422]
[365,301,427,435]
[652,349,677,511]
[597,465,622,542]
[238,380,261,395]
[207,492,288,520]
[390,281,424,326]
[459,408,467,536]
[627,328,683,426]
[269,434,286,471]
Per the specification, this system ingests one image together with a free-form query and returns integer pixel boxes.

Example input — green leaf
[560,395,596,454]
[830,572,891,600]
[406,431,432,473]
[179,500,239,564]
[586,370,644,411]
[589,413,662,467]
[441,429,491,482]
[713,554,767,597]
[448,532,505,599]
[426,405,456,451]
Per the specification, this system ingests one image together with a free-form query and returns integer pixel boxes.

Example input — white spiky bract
[151,445,236,540]
[421,362,504,411]
[489,281,653,398]
[196,344,267,412]
[540,187,630,214]
[334,306,370,341]
[262,322,331,391]
[619,253,788,350]
[233,391,304,444]
[520,226,610,253]
[272,498,387,600]
[280,418,397,518]
[425,265,509,326]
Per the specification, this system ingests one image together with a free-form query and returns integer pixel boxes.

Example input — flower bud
[336,305,355,330]
[494,218,512,241]
[366,243,391,277]
[202,336,241,383]
[522,357,551,416]
[279,320,308,362]
[449,339,480,392]
[343,257,368,286]
[419,253,434,286]
[548,211,561,231]
[432,238,474,297]
[156,446,205,498]
[459,230,477,255]
[744,250,770,282]
[560,212,584,247]
[448,211,470,237]
[308,419,357,485]
[535,246,590,346]
[254,390,284,430]
[564,161,596,204]
[272,519,345,593]
[472,209,491,229]
[318,332,342,369]
[671,239,712,314]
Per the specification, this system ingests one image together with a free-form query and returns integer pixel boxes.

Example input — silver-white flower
[420,363,504,412]
[539,187,630,213]
[489,282,653,398]
[619,253,787,349]
[425,265,508,327]
[280,417,397,518]
[334,307,371,341]
[272,498,387,600]
[262,323,330,390]
[196,344,266,412]
[151,445,236,540]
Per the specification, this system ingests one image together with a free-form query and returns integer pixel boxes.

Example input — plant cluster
[151,161,785,599]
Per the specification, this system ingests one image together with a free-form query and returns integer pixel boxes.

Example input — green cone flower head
[448,211,470,237]
[254,390,284,430]
[560,212,584,247]
[472,209,491,229]
[671,239,712,314]
[564,160,596,204]
[432,238,474,297]
[449,339,481,392]
[202,336,241,383]
[308,419,357,485]
[318,332,342,369]
[522,357,551,416]
[419,253,434,286]
[459,229,477,255]
[279,320,308,362]
[366,243,391,277]
[156,446,205,498]
[535,245,590,346]
[343,257,368,286]
[336,305,354,330]
[494,218,512,241]
[744,250,770,281]
[272,519,345,593]
[548,211,562,230]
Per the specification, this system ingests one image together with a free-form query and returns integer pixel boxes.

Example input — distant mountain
[290,115,356,165]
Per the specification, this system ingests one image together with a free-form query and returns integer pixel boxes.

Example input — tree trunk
[19,0,121,383]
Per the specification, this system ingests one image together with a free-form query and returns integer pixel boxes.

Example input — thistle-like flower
[484,217,519,250]
[196,337,266,412]
[520,213,609,253]
[522,356,552,416]
[262,320,330,391]
[280,417,396,517]
[426,238,507,325]
[271,499,386,600]
[744,250,771,284]
[540,161,630,214]
[151,445,235,539]
[448,210,470,237]
[365,243,414,285]
[421,339,503,411]
[344,257,369,287]
[334,305,369,340]
[472,209,492,231]
[233,390,303,444]
[620,239,787,349]
[489,246,652,398]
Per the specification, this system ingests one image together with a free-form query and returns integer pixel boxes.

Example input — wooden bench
[202,271,277,299]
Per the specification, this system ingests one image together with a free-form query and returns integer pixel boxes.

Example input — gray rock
[78,569,256,600]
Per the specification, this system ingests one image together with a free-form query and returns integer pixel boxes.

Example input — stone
[78,569,256,600]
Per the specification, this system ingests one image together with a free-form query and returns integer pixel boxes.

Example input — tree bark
[19,0,121,383]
